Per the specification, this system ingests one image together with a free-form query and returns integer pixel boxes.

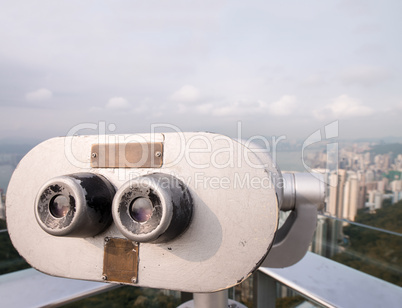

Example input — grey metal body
[193,291,228,308]
[281,173,325,211]
[6,133,279,292]
[263,172,325,268]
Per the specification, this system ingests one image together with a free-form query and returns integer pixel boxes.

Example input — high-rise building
[393,191,402,203]
[390,180,402,192]
[342,172,359,221]
[365,169,375,182]
[357,171,366,210]
[325,169,348,257]
[368,190,384,210]
[327,172,338,216]
[377,178,389,193]
[327,169,347,218]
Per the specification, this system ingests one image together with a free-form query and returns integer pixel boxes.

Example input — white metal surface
[260,252,402,308]
[7,132,279,292]
[0,268,116,308]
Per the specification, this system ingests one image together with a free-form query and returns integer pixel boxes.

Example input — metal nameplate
[103,238,139,284]
[91,142,163,168]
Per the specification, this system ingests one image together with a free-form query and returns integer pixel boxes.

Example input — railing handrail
[0,268,118,307]
[319,213,402,237]
[259,251,402,308]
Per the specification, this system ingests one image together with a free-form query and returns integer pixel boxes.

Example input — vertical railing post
[253,271,276,308]
[193,290,228,308]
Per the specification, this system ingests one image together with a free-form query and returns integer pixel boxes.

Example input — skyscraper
[342,172,359,221]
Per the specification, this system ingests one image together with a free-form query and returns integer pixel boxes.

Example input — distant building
[365,181,378,191]
[363,152,371,166]
[390,180,402,192]
[327,169,346,218]
[377,178,389,193]
[395,154,402,170]
[342,172,359,221]
[357,171,366,210]
[393,191,402,203]
[327,169,360,221]
[365,170,375,182]
[367,190,384,210]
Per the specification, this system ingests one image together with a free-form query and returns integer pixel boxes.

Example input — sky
[0,0,401,143]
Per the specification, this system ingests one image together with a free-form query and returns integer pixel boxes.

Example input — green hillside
[368,143,402,156]
[333,201,402,286]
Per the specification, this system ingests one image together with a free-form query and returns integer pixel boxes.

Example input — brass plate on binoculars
[91,142,163,168]
[103,238,139,284]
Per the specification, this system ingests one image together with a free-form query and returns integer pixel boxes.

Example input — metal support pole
[253,271,276,308]
[193,290,228,308]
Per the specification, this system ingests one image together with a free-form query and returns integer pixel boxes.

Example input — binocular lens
[35,173,115,237]
[112,173,193,243]
[49,195,71,218]
[130,197,153,223]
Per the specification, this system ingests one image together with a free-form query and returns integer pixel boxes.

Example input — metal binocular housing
[6,132,324,293]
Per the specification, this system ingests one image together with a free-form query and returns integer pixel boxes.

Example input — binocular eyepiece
[112,173,193,243]
[35,173,115,237]
[35,172,193,243]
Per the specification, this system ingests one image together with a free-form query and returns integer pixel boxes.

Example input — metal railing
[1,251,402,307]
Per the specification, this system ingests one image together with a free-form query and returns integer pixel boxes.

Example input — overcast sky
[0,0,401,143]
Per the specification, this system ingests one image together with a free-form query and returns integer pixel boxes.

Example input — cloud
[313,95,374,120]
[340,66,392,87]
[196,103,214,114]
[106,97,130,110]
[267,95,297,116]
[190,100,261,117]
[25,88,53,102]
[171,85,200,103]
[190,95,297,117]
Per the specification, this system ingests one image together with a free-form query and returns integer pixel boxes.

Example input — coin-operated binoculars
[6,132,324,301]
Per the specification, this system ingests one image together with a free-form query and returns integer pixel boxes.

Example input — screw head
[102,275,107,280]
[91,153,97,158]
[104,237,110,243]
[155,151,162,158]
[131,277,137,283]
